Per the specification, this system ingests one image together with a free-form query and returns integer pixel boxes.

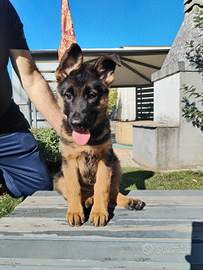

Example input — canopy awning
[82,46,170,88]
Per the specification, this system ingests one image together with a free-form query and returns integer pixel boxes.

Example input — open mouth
[72,129,90,146]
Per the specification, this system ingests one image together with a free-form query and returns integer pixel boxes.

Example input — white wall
[154,73,180,124]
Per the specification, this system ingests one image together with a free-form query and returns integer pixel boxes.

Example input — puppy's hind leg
[109,159,144,211]
[54,171,67,199]
[81,184,94,209]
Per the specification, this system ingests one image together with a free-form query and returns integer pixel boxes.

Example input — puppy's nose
[71,117,84,130]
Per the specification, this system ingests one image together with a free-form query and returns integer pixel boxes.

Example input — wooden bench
[0,190,203,269]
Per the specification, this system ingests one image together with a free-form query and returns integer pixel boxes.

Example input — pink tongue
[72,130,90,146]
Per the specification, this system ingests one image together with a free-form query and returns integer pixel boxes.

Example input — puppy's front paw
[66,211,85,227]
[89,210,109,227]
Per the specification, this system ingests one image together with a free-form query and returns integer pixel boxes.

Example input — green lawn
[1,168,203,218]
[121,168,203,190]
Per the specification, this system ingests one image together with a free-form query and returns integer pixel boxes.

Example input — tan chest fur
[61,136,111,186]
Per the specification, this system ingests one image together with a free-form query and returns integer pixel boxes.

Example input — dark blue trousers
[0,129,53,198]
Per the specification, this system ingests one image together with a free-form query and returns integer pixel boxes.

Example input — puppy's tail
[54,171,67,199]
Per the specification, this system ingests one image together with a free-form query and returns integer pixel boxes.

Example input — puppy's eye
[64,93,72,100]
[88,92,96,100]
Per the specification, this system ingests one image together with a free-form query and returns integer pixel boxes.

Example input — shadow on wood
[185,221,203,269]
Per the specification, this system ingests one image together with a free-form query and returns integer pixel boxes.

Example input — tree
[182,7,203,130]
[107,88,117,118]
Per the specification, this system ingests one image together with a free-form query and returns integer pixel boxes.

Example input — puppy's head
[56,43,121,145]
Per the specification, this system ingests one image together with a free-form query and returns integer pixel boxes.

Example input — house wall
[12,61,59,129]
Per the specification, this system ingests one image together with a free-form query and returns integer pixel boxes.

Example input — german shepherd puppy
[54,43,143,227]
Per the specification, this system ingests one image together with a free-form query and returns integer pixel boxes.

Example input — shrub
[31,128,61,169]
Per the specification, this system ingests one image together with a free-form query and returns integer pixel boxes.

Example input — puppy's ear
[93,54,121,87]
[55,43,83,84]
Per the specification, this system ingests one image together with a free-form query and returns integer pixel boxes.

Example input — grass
[0,186,22,218]
[1,168,203,218]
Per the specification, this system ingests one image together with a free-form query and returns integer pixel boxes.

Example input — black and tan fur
[54,43,143,227]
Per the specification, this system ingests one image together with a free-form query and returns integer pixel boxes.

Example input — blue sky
[10,0,185,50]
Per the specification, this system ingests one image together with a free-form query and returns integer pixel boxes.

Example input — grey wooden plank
[7,205,203,221]
[15,190,203,209]
[0,258,193,270]
[16,197,203,208]
[30,190,203,197]
[0,237,197,264]
[0,236,202,269]
[123,190,203,197]
[0,213,197,234]
[0,220,196,240]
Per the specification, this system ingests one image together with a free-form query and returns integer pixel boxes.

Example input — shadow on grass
[0,169,8,196]
[0,185,7,196]
[120,169,154,190]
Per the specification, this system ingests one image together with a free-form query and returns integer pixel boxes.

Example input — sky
[9,0,185,51]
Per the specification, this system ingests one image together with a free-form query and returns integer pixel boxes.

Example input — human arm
[9,49,63,134]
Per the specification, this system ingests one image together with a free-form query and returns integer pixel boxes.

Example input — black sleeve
[6,0,29,50]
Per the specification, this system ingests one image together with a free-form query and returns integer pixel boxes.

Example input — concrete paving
[111,120,140,168]
[113,147,141,168]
